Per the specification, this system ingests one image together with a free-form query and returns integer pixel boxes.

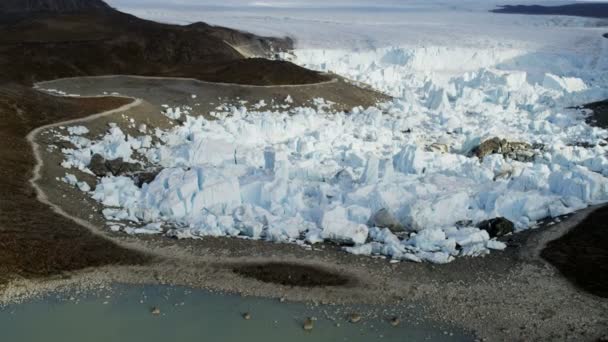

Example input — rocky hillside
[492,3,608,19]
[0,0,111,13]
[0,0,326,85]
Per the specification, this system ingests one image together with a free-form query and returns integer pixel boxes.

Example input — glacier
[54,1,608,263]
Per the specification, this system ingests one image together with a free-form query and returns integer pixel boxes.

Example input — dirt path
[27,97,143,241]
[35,74,340,90]
[0,85,149,295]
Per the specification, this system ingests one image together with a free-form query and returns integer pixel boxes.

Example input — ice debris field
[54,4,608,264]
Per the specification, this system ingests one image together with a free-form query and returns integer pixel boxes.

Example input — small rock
[427,143,449,154]
[242,312,251,320]
[477,217,514,238]
[151,307,160,315]
[349,313,362,323]
[389,317,400,327]
[303,318,314,331]
[455,219,473,227]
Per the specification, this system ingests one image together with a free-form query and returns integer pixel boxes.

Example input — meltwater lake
[0,284,472,342]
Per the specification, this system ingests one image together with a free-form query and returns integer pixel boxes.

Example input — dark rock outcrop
[133,170,160,187]
[477,217,514,238]
[89,153,141,177]
[584,99,608,129]
[491,4,608,19]
[471,137,536,162]
[0,0,326,86]
[0,0,111,13]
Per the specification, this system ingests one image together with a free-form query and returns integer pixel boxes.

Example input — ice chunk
[62,173,78,185]
[542,74,587,93]
[321,206,369,245]
[67,126,89,135]
[344,243,373,255]
[549,167,608,203]
[360,155,379,184]
[143,167,241,221]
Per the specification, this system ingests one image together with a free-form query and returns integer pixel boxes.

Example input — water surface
[0,284,472,342]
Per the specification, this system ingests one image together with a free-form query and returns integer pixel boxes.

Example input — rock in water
[303,318,314,331]
[349,313,362,323]
[477,218,514,238]
[368,208,406,232]
[389,317,400,327]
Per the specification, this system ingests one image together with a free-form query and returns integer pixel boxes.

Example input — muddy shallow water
[0,284,471,342]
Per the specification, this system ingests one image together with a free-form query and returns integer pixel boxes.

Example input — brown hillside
[0,2,327,85]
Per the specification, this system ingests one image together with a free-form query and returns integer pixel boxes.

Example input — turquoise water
[0,284,472,342]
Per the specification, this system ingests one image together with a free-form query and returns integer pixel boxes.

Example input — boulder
[88,154,108,177]
[88,153,141,177]
[471,137,503,159]
[477,217,514,238]
[471,138,535,162]
[426,143,449,154]
[349,313,362,323]
[368,208,406,232]
[134,170,160,187]
[389,317,400,327]
[303,318,314,331]
[105,157,141,176]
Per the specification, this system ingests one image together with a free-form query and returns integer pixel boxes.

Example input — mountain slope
[0,0,111,13]
[492,3,608,19]
[0,0,327,85]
